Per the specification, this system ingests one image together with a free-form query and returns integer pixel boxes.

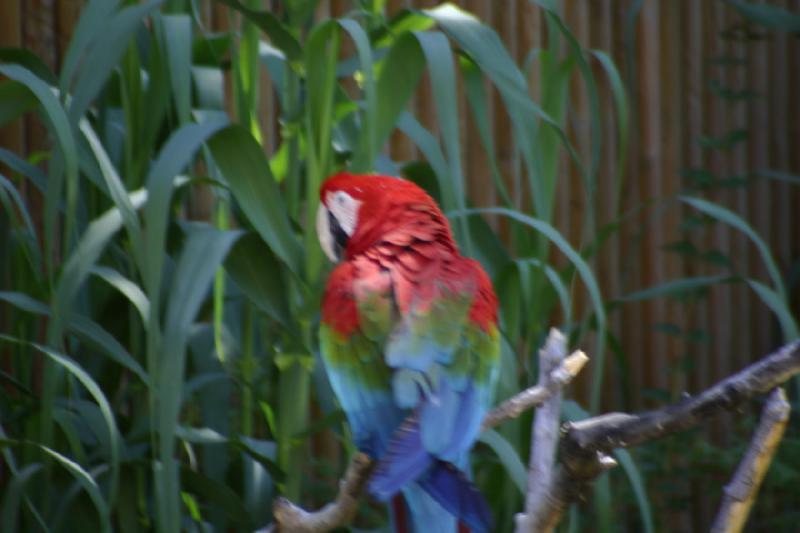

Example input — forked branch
[266,339,800,533]
[539,340,800,529]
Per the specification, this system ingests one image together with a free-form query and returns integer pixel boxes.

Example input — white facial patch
[316,190,362,263]
[326,191,361,236]
[316,204,337,263]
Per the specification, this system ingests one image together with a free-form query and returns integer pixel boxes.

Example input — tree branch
[267,452,375,533]
[539,340,800,529]
[515,329,567,532]
[264,339,800,533]
[482,348,588,432]
[710,387,791,533]
[562,340,800,454]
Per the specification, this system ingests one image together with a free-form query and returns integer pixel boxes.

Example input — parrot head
[316,172,453,263]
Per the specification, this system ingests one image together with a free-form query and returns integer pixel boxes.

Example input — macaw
[316,172,500,533]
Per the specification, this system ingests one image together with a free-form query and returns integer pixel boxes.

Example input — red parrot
[316,173,500,533]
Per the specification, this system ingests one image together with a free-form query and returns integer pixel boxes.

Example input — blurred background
[1,1,798,531]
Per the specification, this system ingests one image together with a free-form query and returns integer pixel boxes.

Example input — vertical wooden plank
[618,0,644,413]
[682,2,714,528]
[490,0,516,247]
[388,0,418,164]
[638,0,666,399]
[659,0,684,402]
[770,0,792,312]
[22,0,57,157]
[683,0,710,403]
[790,0,800,324]
[747,0,772,362]
[594,0,622,409]
[55,0,82,68]
[564,0,593,405]
[463,0,496,218]
[729,0,752,380]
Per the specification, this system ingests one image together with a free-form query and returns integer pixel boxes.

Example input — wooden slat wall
[2,0,798,522]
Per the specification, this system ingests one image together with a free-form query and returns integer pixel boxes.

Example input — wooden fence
[1,2,799,525]
[3,0,799,405]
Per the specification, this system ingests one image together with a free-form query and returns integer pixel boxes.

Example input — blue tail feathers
[418,460,493,533]
[369,416,493,533]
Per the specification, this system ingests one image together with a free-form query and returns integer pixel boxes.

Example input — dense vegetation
[0,0,797,531]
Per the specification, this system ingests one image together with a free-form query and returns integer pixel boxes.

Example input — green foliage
[0,1,796,532]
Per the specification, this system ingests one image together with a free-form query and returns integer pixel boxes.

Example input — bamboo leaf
[614,449,655,533]
[682,197,788,298]
[68,0,165,124]
[478,429,527,495]
[208,125,301,274]
[225,233,290,326]
[746,279,799,341]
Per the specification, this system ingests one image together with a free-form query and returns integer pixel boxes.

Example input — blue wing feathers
[370,410,492,533]
[369,416,431,499]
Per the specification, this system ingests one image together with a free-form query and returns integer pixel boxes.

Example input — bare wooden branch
[482,349,588,432]
[710,388,791,533]
[543,341,800,529]
[533,451,619,531]
[515,329,568,533]
[562,340,800,455]
[269,453,375,533]
[264,340,800,533]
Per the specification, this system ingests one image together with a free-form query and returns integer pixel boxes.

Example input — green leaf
[225,233,290,326]
[614,449,655,533]
[79,120,141,244]
[180,468,254,529]
[90,266,150,324]
[208,125,301,273]
[0,64,79,273]
[31,343,122,510]
[726,0,800,32]
[459,55,511,206]
[160,14,193,123]
[415,31,465,230]
[0,81,37,127]
[746,279,799,341]
[339,19,377,172]
[478,430,527,495]
[68,0,165,124]
[616,275,732,304]
[59,0,122,92]
[518,258,571,326]
[142,119,228,298]
[0,47,57,85]
[682,197,788,298]
[214,0,303,65]
[1,463,43,533]
[51,190,148,341]
[156,225,241,533]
